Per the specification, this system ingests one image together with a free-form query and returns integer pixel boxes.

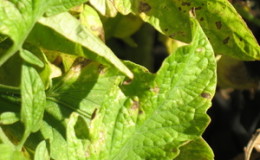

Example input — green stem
[16,130,30,151]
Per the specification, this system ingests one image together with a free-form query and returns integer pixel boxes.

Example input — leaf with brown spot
[139,2,152,13]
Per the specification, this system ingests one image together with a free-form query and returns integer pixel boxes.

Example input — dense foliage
[0,0,259,159]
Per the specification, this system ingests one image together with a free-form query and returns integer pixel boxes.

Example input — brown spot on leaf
[123,79,132,85]
[139,2,151,13]
[71,58,91,72]
[150,87,160,94]
[164,28,169,32]
[169,34,175,38]
[200,17,204,21]
[131,100,139,110]
[201,93,211,99]
[195,6,202,10]
[181,2,191,6]
[91,108,97,120]
[138,110,143,114]
[178,7,182,11]
[98,64,105,74]
[215,21,222,29]
[223,37,230,44]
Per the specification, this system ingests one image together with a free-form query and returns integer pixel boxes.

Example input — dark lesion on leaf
[181,2,191,6]
[199,17,204,21]
[195,6,202,10]
[131,100,140,110]
[91,108,98,120]
[215,21,222,30]
[201,92,211,99]
[98,64,105,74]
[122,79,132,85]
[71,57,91,71]
[139,2,152,13]
[223,37,230,44]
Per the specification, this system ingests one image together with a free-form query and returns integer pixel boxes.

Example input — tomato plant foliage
[0,0,258,160]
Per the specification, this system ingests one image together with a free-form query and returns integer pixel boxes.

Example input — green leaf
[80,5,105,41]
[47,58,124,119]
[175,138,214,160]
[0,0,92,67]
[0,0,47,66]
[46,0,88,16]
[40,103,70,160]
[19,49,44,68]
[115,0,260,60]
[190,0,260,60]
[21,64,46,133]
[0,144,28,160]
[114,0,192,42]
[38,12,133,78]
[89,0,118,17]
[0,112,19,125]
[34,141,49,160]
[103,13,143,40]
[66,113,89,160]
[86,18,216,159]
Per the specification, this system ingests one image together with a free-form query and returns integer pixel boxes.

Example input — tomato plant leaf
[34,141,49,160]
[38,12,133,78]
[45,0,88,16]
[21,64,46,133]
[0,0,47,66]
[19,49,44,68]
[0,144,28,160]
[80,5,105,41]
[191,0,260,60]
[85,19,216,159]
[115,0,260,60]
[89,0,118,17]
[66,113,89,160]
[175,137,214,160]
[0,112,19,125]
[114,0,192,42]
